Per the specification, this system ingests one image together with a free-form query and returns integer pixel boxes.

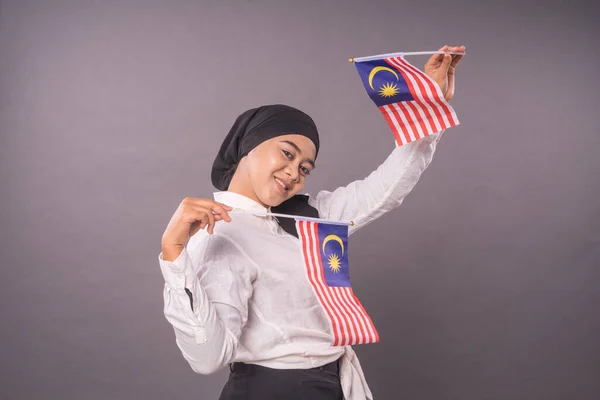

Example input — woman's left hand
[424,45,465,102]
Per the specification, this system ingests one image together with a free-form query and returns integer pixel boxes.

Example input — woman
[159,45,465,399]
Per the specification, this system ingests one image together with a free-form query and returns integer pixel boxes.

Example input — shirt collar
[213,191,270,213]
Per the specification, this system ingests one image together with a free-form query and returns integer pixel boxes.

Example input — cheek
[261,151,285,172]
[248,152,281,181]
[291,178,306,194]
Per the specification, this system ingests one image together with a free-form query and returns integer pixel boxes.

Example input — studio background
[1,0,599,399]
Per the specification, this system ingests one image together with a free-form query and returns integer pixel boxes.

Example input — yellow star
[379,82,399,98]
[328,254,342,273]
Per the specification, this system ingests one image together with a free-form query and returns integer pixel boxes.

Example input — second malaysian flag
[296,219,379,346]
[354,55,459,146]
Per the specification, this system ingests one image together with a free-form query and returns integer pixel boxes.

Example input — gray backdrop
[1,0,599,399]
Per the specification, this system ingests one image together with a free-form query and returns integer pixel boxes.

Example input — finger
[190,206,216,233]
[450,46,465,68]
[441,53,452,72]
[450,55,462,70]
[211,204,232,222]
[217,202,233,211]
[425,45,447,67]
[425,52,442,68]
[195,201,232,223]
[204,209,216,234]
[199,221,208,230]
[190,220,207,237]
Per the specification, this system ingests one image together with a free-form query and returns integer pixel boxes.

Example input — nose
[285,163,300,183]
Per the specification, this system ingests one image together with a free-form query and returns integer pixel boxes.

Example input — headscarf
[211,104,320,237]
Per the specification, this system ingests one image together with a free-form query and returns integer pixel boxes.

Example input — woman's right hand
[161,197,232,261]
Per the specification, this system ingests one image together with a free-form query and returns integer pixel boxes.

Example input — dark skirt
[218,358,343,400]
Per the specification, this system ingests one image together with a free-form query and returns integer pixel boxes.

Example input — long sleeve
[309,132,444,235]
[158,233,256,374]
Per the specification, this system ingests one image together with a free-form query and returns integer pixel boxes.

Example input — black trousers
[218,359,344,400]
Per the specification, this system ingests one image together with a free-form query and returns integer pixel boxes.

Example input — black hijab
[211,104,320,237]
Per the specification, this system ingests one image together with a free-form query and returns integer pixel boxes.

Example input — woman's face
[234,134,317,207]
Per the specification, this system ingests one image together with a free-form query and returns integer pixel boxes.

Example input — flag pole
[349,50,466,63]
[227,210,354,227]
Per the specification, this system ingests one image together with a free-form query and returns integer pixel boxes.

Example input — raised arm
[311,44,465,234]
[309,132,443,235]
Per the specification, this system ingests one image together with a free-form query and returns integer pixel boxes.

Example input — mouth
[274,177,290,193]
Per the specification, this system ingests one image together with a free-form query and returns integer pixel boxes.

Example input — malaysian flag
[296,219,379,346]
[354,55,459,146]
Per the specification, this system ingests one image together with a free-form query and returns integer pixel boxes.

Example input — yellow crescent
[368,66,399,90]
[322,235,344,256]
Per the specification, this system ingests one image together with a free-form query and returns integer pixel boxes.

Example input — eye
[300,166,311,176]
[282,150,293,159]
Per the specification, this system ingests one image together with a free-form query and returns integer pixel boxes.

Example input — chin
[261,191,293,208]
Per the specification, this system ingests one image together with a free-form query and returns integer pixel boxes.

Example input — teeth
[275,177,287,190]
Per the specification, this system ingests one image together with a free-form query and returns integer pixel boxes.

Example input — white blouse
[158,132,444,399]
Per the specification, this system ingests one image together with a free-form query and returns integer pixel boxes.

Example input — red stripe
[299,221,340,345]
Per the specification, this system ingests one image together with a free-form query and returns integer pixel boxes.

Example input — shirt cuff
[158,249,197,290]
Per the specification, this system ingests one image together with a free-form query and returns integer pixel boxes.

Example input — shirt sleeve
[158,232,255,375]
[309,132,444,235]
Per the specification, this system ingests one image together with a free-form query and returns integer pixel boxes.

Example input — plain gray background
[1,0,599,399]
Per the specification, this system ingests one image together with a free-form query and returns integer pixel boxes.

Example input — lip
[274,177,290,194]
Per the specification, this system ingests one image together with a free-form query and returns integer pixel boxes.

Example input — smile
[274,177,289,191]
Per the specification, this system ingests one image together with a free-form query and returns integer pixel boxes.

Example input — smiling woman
[229,133,317,208]
[157,45,464,400]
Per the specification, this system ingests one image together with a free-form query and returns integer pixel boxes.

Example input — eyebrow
[280,140,316,169]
